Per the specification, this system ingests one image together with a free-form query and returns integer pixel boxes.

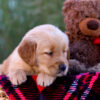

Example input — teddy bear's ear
[62,0,73,15]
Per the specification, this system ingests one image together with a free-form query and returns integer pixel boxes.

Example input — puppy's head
[18,25,69,77]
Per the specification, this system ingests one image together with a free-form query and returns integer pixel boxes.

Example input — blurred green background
[0,0,65,63]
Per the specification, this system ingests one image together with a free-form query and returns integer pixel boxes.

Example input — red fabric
[9,94,16,100]
[0,73,100,100]
[32,76,45,92]
[93,38,100,44]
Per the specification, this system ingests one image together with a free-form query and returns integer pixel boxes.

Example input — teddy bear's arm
[68,59,87,75]
[88,63,100,72]
[68,59,100,75]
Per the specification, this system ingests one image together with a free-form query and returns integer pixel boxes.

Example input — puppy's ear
[67,50,70,60]
[18,40,37,66]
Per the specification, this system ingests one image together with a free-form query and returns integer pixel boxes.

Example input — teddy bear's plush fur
[63,0,100,74]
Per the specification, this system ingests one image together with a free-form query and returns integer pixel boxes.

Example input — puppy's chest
[70,42,100,67]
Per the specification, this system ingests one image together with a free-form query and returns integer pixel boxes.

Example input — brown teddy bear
[62,0,100,74]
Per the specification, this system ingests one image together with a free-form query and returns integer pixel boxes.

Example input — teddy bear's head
[63,0,100,67]
[63,0,100,43]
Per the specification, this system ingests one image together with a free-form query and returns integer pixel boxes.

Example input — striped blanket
[0,72,100,100]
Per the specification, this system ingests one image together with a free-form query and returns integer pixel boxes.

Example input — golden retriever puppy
[0,24,69,87]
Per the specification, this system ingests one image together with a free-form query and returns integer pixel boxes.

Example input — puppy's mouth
[57,70,68,77]
[57,64,68,77]
[57,72,66,77]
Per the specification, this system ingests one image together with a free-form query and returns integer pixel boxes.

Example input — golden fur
[0,24,69,87]
[0,87,9,100]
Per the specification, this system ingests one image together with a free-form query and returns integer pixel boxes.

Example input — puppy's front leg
[8,69,27,85]
[37,73,56,87]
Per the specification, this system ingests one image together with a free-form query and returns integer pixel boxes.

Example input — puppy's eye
[45,51,53,56]
[85,16,89,18]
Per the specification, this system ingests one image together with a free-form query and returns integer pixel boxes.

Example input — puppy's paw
[37,73,56,87]
[8,69,27,85]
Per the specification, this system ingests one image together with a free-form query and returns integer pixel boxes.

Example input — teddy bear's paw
[8,69,27,85]
[68,59,87,75]
[37,73,56,87]
[69,59,81,66]
[88,64,100,72]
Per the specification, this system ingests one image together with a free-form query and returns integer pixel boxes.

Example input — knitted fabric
[0,72,100,100]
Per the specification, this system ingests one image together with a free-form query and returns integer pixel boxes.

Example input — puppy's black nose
[87,20,99,30]
[59,64,66,72]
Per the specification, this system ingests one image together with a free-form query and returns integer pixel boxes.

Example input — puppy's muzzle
[59,64,66,72]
